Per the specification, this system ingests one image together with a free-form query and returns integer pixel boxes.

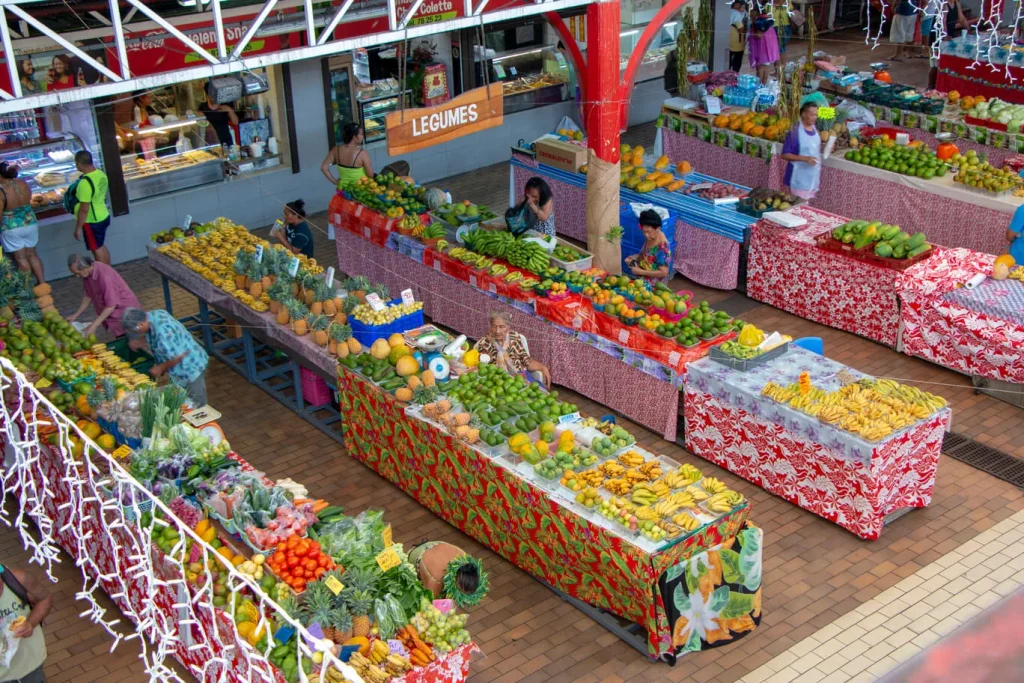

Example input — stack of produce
[341,171,427,216]
[843,138,946,179]
[951,151,1022,194]
[830,220,929,260]
[711,111,790,142]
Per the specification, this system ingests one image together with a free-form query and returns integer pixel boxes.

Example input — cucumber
[893,244,907,258]
[317,506,345,519]
[881,225,901,241]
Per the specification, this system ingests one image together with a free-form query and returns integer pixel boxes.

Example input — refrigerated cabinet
[0,134,87,220]
[358,91,412,144]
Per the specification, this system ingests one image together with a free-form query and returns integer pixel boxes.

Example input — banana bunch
[519,277,539,289]
[385,655,413,676]
[618,451,645,467]
[506,240,550,273]
[625,469,649,485]
[348,652,392,683]
[653,497,684,517]
[701,477,727,495]
[761,381,798,403]
[631,484,660,506]
[576,469,605,487]
[369,639,391,664]
[599,461,625,478]
[662,464,702,489]
[858,423,893,442]
[685,485,710,502]
[638,461,663,480]
[636,505,660,521]
[667,490,697,509]
[504,271,523,283]
[636,479,670,498]
[448,246,471,260]
[489,264,508,276]
[323,664,354,683]
[706,490,743,513]
[605,478,632,495]
[673,512,702,531]
[818,405,849,424]
[466,229,516,258]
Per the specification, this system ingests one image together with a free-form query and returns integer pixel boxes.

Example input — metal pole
[0,8,21,99]
[211,0,227,59]
[108,0,130,79]
[229,0,279,61]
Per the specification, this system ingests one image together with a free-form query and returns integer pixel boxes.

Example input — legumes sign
[385,85,503,156]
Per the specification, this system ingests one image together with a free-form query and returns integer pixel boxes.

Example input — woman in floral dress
[625,209,672,282]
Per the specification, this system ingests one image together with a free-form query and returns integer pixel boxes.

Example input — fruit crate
[708,341,790,372]
[109,336,156,375]
[56,372,96,395]
[815,233,936,270]
[737,196,804,219]
[349,306,425,349]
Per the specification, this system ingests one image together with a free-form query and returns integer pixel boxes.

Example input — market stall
[684,347,951,540]
[659,125,1019,256]
[508,151,755,290]
[337,363,764,660]
[936,53,1024,104]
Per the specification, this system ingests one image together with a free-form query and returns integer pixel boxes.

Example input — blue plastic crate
[349,305,425,349]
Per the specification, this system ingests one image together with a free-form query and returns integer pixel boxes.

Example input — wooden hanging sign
[385,85,503,156]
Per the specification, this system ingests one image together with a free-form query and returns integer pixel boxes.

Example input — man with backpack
[70,151,110,265]
[0,565,53,682]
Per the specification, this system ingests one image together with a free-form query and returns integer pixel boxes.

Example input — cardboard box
[534,139,587,173]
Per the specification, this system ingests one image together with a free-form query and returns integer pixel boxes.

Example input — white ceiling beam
[398,0,427,29]
[5,4,121,82]
[0,8,21,99]
[211,0,227,60]
[316,0,358,46]
[229,0,278,61]
[302,0,315,45]
[123,0,220,66]
[108,0,130,80]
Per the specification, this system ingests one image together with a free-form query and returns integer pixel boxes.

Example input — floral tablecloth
[746,205,903,347]
[897,249,1024,384]
[943,278,1024,327]
[336,365,762,658]
[334,219,692,441]
[683,353,950,540]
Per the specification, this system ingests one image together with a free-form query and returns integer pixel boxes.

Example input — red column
[585,0,622,163]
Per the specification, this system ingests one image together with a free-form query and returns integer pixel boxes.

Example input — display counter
[659,125,1017,256]
[122,147,224,201]
[0,134,85,220]
[684,347,950,540]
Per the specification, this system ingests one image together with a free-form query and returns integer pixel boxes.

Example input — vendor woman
[321,122,373,190]
[408,542,489,609]
[474,311,552,388]
[780,102,822,200]
[523,177,555,237]
[625,209,672,282]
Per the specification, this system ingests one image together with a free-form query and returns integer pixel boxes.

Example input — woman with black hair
[17,58,39,94]
[321,122,374,190]
[523,176,555,237]
[275,199,315,259]
[0,162,44,285]
[407,541,489,609]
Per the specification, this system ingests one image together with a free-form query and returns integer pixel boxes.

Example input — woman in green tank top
[321,122,373,191]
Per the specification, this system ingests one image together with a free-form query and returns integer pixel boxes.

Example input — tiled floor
[4,56,1022,681]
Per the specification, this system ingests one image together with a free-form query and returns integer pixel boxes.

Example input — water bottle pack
[737,74,760,90]
[723,85,758,108]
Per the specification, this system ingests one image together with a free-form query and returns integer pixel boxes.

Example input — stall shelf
[684,347,951,540]
[509,152,755,290]
[337,364,764,660]
[0,135,85,219]
[660,125,1018,256]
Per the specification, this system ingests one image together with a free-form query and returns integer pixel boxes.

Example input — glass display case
[121,143,225,202]
[358,90,411,144]
[619,23,679,83]
[0,135,85,219]
[491,45,569,115]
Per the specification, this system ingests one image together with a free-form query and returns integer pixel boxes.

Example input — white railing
[0,356,361,683]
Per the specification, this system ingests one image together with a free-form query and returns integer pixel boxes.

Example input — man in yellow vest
[0,564,53,683]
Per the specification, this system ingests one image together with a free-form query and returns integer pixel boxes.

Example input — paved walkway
[5,89,1024,682]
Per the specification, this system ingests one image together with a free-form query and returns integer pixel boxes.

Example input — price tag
[35,378,52,388]
[306,622,325,643]
[332,213,342,224]
[388,640,408,657]
[558,412,581,424]
[469,275,478,287]
[668,351,681,366]
[324,266,335,285]
[433,599,455,614]
[382,523,393,548]
[183,214,193,231]
[488,283,497,294]
[798,371,811,395]
[274,624,296,644]
[324,575,345,595]
[434,260,442,272]
[401,289,415,306]
[704,96,722,115]
[366,293,386,312]
[509,66,518,77]
[618,329,630,345]
[111,444,133,459]
[554,52,568,68]
[354,205,364,217]
[363,226,372,239]
[254,244,264,263]
[288,257,300,277]
[375,548,401,572]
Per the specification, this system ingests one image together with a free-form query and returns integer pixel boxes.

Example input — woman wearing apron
[321,122,374,191]
[780,102,822,200]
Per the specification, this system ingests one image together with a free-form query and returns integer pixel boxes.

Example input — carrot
[292,498,313,506]
[312,499,330,513]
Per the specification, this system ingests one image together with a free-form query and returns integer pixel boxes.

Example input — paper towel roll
[964,273,987,290]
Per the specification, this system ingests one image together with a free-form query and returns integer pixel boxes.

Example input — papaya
[832,227,846,240]
[841,232,856,244]
[881,224,901,240]
[890,231,910,246]
[907,232,927,249]
[907,244,929,258]
[626,176,642,189]
[893,244,908,258]
[874,242,894,258]
[667,180,686,192]
[655,175,673,188]
[654,155,670,171]
[637,180,656,193]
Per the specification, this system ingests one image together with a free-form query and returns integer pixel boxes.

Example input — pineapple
[342,296,360,316]
[328,603,353,643]
[300,580,336,634]
[328,322,353,357]
[288,301,310,335]
[345,276,370,302]
[233,249,253,290]
[411,384,440,405]
[311,280,334,316]
[367,283,389,301]
[246,259,266,297]
[309,314,330,346]
[342,566,378,638]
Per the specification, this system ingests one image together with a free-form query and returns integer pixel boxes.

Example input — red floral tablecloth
[683,383,949,540]
[896,249,1024,384]
[333,218,687,441]
[746,205,903,347]
[937,54,1024,104]
[336,366,762,658]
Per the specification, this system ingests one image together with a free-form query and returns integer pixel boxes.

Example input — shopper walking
[729,1,748,72]
[0,162,44,285]
[66,253,141,338]
[748,14,781,84]
[0,564,53,683]
[122,308,209,408]
[773,0,792,55]
[889,0,918,61]
[321,123,373,191]
[72,151,111,265]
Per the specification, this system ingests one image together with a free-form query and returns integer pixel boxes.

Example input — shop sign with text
[385,86,503,155]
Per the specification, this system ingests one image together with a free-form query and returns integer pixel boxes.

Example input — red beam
[618,0,691,125]
[543,11,588,107]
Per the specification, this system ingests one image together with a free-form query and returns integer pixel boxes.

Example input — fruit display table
[660,127,1018,256]
[336,364,765,660]
[746,205,904,348]
[333,222,699,442]
[683,347,951,540]
[937,53,1024,104]
[508,152,754,290]
[897,249,1024,385]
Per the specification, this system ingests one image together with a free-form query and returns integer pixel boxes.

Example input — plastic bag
[836,98,876,127]
[505,201,536,236]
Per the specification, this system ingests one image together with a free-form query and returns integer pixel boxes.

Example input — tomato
[308,541,321,555]
[303,558,317,571]
[314,567,326,579]
[273,552,286,565]
[317,555,329,568]
[276,542,286,552]
[294,579,306,592]
[287,555,300,568]
[286,536,299,550]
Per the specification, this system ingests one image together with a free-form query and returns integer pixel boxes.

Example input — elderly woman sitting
[473,311,551,388]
